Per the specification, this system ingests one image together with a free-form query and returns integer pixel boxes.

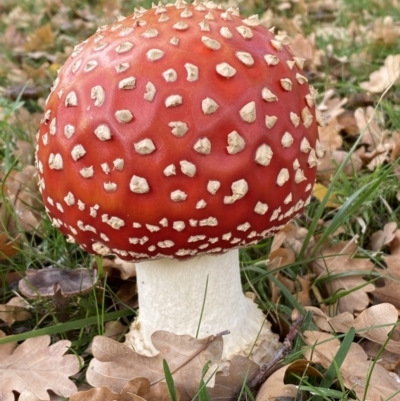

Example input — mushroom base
[125,249,280,364]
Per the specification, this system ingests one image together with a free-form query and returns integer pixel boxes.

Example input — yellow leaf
[313,183,340,208]
[24,24,55,52]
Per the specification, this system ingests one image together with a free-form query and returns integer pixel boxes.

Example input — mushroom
[35,1,323,363]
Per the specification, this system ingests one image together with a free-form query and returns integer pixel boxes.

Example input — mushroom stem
[125,249,279,363]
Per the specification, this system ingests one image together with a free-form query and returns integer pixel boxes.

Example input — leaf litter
[1,0,400,399]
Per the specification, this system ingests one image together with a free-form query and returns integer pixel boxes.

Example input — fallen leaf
[23,24,55,52]
[312,183,341,208]
[87,331,259,401]
[70,377,177,401]
[312,239,375,313]
[1,165,42,234]
[0,335,82,401]
[360,54,400,93]
[102,257,137,280]
[354,106,386,151]
[372,254,400,308]
[303,331,400,401]
[18,268,97,298]
[104,321,127,341]
[317,90,347,123]
[290,33,323,70]
[256,359,323,400]
[369,222,398,251]
[0,233,20,259]
[317,117,343,150]
[0,296,30,326]
[307,303,400,353]
[295,275,313,307]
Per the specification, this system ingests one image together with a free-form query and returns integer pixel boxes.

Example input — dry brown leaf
[307,303,400,353]
[318,90,347,123]
[360,54,400,93]
[23,24,55,52]
[0,296,30,326]
[18,268,97,298]
[369,222,398,251]
[317,149,363,182]
[371,16,400,46]
[87,332,259,401]
[1,165,42,233]
[71,377,177,401]
[317,117,343,150]
[290,33,323,70]
[313,239,375,313]
[372,254,400,308]
[391,131,400,162]
[104,321,127,341]
[18,390,67,401]
[295,275,313,307]
[355,106,386,151]
[390,230,400,256]
[255,359,323,400]
[102,257,137,280]
[0,335,83,401]
[303,331,400,401]
[0,233,20,259]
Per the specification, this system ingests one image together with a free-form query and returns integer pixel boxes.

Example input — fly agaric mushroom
[35,1,324,363]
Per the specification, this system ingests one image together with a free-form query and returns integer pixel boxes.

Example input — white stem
[125,249,279,362]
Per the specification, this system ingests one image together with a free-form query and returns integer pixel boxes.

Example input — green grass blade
[321,327,355,388]
[163,359,178,401]
[0,308,135,345]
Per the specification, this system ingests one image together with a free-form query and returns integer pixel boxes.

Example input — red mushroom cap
[36,1,323,261]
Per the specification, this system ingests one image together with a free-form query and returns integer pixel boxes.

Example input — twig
[249,314,304,391]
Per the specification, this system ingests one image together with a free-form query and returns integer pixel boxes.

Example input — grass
[1,0,400,399]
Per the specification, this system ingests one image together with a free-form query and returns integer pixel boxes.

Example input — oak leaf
[87,331,259,401]
[369,222,398,251]
[303,331,400,400]
[372,254,400,308]
[255,359,323,400]
[307,303,400,353]
[312,239,375,313]
[0,296,30,326]
[0,335,83,401]
[70,377,176,401]
[360,54,400,93]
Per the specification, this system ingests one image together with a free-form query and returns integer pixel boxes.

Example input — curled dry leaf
[317,149,363,183]
[354,106,386,151]
[369,222,398,251]
[317,117,343,151]
[255,359,323,401]
[101,257,137,280]
[18,268,97,298]
[317,89,347,123]
[71,377,177,401]
[87,331,259,401]
[372,253,400,308]
[271,223,312,255]
[0,233,20,259]
[360,54,400,93]
[104,321,127,341]
[0,335,82,401]
[307,303,400,353]
[312,239,375,313]
[0,296,30,326]
[303,331,400,401]
[1,165,42,234]
[290,33,323,70]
